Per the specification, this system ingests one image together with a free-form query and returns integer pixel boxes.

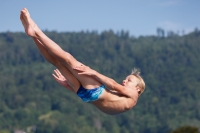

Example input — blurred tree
[157,27,165,38]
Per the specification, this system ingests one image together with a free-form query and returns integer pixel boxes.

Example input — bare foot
[20,8,39,37]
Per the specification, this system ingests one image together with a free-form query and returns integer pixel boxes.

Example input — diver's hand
[52,69,69,88]
[74,65,96,76]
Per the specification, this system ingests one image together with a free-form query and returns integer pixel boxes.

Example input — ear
[136,87,141,94]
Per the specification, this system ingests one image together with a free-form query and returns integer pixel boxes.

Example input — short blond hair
[131,68,145,96]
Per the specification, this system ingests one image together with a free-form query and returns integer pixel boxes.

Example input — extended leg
[32,37,80,92]
[20,8,102,89]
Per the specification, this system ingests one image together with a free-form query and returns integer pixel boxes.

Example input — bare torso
[91,89,138,115]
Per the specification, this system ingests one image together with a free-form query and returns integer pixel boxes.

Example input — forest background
[0,28,200,133]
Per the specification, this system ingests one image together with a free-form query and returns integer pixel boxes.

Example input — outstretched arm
[74,65,137,98]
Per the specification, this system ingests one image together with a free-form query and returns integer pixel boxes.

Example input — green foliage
[0,130,11,133]
[0,29,200,133]
[169,126,199,133]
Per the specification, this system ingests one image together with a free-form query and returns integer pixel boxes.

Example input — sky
[0,0,200,37]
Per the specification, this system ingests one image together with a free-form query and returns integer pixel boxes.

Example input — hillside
[0,30,200,133]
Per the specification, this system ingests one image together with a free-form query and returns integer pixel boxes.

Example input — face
[122,75,140,93]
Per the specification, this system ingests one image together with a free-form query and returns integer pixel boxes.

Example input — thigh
[61,52,102,89]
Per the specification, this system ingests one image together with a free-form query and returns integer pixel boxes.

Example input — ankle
[34,27,42,38]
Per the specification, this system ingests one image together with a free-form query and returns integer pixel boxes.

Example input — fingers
[54,69,62,77]
[56,69,62,75]
[54,69,60,76]
[52,74,59,80]
[73,67,80,71]
[53,69,66,81]
[74,66,85,71]
[77,72,86,75]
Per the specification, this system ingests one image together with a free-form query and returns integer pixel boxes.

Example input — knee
[50,59,62,68]
[64,52,72,59]
[61,52,74,64]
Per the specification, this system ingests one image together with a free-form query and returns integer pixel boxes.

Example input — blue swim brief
[77,85,105,102]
